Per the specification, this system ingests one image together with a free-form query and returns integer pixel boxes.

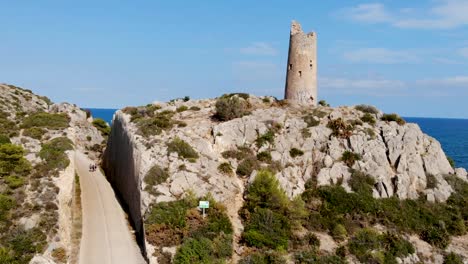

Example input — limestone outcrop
[102,94,463,263]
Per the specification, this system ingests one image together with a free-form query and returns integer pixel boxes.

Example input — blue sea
[86,108,467,170]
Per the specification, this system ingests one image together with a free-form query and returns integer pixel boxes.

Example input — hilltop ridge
[103,93,468,263]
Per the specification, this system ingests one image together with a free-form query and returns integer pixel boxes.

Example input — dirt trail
[76,152,146,264]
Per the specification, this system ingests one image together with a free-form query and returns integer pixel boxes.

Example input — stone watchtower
[284,20,317,106]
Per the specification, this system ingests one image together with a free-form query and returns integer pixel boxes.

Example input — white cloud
[240,42,278,56]
[343,48,419,64]
[320,77,407,95]
[343,0,468,29]
[459,47,468,58]
[346,3,392,23]
[417,76,468,86]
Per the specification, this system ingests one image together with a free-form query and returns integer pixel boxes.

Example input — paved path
[76,152,146,264]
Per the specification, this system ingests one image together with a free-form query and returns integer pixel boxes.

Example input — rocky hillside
[0,84,107,263]
[103,94,468,264]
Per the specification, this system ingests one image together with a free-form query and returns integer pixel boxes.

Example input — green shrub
[426,174,438,189]
[92,118,110,136]
[173,237,213,264]
[327,118,353,139]
[446,156,455,168]
[7,228,47,263]
[262,97,271,103]
[136,110,175,137]
[341,151,361,167]
[381,113,406,125]
[348,170,375,195]
[355,104,379,114]
[443,252,463,264]
[236,158,260,176]
[215,96,249,121]
[257,151,272,163]
[244,170,289,213]
[146,199,192,228]
[421,225,450,249]
[290,148,304,158]
[23,127,46,140]
[189,106,201,111]
[21,112,70,129]
[222,146,253,160]
[0,194,15,222]
[243,208,290,249]
[211,233,233,258]
[4,175,25,189]
[176,106,189,113]
[0,134,11,145]
[39,137,73,172]
[145,165,169,186]
[303,115,320,127]
[240,252,287,264]
[361,113,376,125]
[218,162,233,175]
[301,128,312,138]
[256,130,275,148]
[0,144,31,177]
[348,228,381,259]
[318,100,330,107]
[167,138,199,160]
[295,251,346,264]
[331,224,347,241]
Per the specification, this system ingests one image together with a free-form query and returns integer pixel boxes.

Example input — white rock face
[103,95,463,263]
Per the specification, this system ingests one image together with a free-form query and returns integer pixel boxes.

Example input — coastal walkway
[75,152,146,264]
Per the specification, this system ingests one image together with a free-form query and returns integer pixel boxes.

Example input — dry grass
[69,173,82,264]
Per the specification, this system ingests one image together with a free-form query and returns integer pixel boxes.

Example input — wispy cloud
[343,48,419,64]
[342,1,468,30]
[345,3,392,23]
[459,47,468,58]
[321,75,468,97]
[240,42,278,56]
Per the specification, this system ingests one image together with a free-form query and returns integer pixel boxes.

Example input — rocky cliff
[103,94,468,263]
[0,84,106,264]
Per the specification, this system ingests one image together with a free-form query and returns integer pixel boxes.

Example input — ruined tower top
[284,20,317,106]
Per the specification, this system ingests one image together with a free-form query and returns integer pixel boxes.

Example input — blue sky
[1,0,467,118]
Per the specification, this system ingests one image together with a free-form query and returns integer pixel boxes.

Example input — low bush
[349,229,414,263]
[39,137,73,173]
[331,224,347,241]
[381,113,406,125]
[444,252,463,264]
[51,247,67,263]
[355,104,379,114]
[23,127,46,140]
[222,146,253,160]
[290,148,304,158]
[21,112,70,129]
[145,165,169,186]
[236,158,260,176]
[0,194,15,222]
[189,106,201,111]
[327,118,354,139]
[0,143,31,177]
[446,155,455,168]
[0,134,10,145]
[303,109,327,127]
[239,252,287,264]
[256,151,272,163]
[4,175,25,189]
[176,106,188,113]
[136,110,175,137]
[167,138,199,160]
[341,151,361,167]
[360,113,376,125]
[295,251,346,264]
[348,170,375,195]
[146,194,233,262]
[92,118,110,136]
[426,174,438,189]
[243,208,291,249]
[218,162,233,175]
[318,100,330,107]
[215,96,249,121]
[256,130,275,148]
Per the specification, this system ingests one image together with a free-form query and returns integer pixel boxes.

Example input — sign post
[199,201,210,218]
